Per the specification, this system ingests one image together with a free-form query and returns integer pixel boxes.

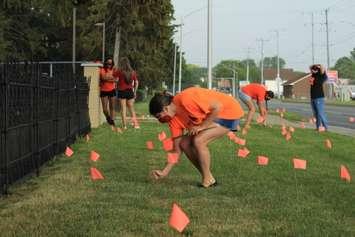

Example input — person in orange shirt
[99,58,118,126]
[116,57,139,129]
[238,83,274,133]
[149,87,244,188]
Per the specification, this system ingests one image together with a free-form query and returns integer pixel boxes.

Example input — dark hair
[266,90,274,99]
[149,92,174,116]
[103,58,114,70]
[119,57,134,84]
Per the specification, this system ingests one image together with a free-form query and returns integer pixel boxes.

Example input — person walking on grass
[117,57,140,129]
[149,87,244,188]
[238,83,274,134]
[99,58,118,126]
[309,64,328,131]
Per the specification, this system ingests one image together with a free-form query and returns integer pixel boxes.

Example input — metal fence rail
[0,62,90,195]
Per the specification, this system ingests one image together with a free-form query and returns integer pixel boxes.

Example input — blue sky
[171,0,355,72]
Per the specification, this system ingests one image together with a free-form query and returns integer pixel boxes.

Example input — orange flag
[65,147,74,157]
[349,117,355,123]
[163,138,174,151]
[158,131,167,141]
[257,156,269,166]
[227,131,236,140]
[85,134,90,142]
[256,116,265,124]
[146,141,154,150]
[324,139,332,149]
[300,122,305,129]
[285,132,292,141]
[90,167,104,180]
[90,151,100,162]
[281,126,287,136]
[340,165,351,182]
[237,147,250,158]
[169,203,190,233]
[167,153,179,164]
[293,158,307,170]
[234,137,246,146]
[289,126,295,133]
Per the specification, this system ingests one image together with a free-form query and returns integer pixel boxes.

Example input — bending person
[238,83,274,133]
[149,87,244,188]
[117,57,140,129]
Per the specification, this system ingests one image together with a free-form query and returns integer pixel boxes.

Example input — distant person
[99,58,118,126]
[117,57,139,129]
[238,83,274,133]
[309,64,328,131]
[149,87,244,188]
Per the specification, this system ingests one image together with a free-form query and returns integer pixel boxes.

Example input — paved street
[268,100,355,130]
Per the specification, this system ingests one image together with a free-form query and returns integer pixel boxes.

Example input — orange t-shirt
[168,87,244,138]
[99,68,118,92]
[241,83,266,102]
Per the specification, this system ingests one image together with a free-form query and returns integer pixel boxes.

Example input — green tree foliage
[263,56,286,69]
[333,48,355,80]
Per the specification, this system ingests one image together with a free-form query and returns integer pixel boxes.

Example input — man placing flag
[149,87,244,188]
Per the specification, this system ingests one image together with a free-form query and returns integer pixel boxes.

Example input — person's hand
[151,170,167,180]
[188,125,203,135]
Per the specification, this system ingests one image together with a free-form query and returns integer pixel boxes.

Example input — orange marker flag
[237,147,250,158]
[227,131,236,140]
[167,153,179,164]
[257,156,269,166]
[169,203,190,233]
[349,117,355,123]
[85,134,90,142]
[163,138,174,151]
[289,126,295,133]
[285,132,292,141]
[256,116,265,124]
[90,151,100,162]
[234,137,246,146]
[293,158,307,170]
[158,131,167,141]
[324,139,332,149]
[65,147,74,157]
[340,165,351,182]
[146,141,154,150]
[300,122,305,129]
[90,167,104,180]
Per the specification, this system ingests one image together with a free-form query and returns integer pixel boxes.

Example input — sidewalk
[266,114,355,138]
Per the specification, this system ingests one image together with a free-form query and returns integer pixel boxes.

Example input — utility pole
[325,8,332,98]
[246,47,251,83]
[207,0,213,89]
[72,7,76,74]
[257,39,266,85]
[275,30,281,98]
[173,43,177,95]
[311,12,315,64]
[178,19,183,93]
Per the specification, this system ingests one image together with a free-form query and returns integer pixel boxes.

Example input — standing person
[149,87,244,188]
[309,64,328,131]
[117,57,140,129]
[99,58,118,126]
[238,83,274,133]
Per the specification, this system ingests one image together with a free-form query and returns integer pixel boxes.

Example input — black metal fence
[0,62,90,195]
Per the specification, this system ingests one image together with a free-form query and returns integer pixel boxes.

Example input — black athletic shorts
[100,89,116,98]
[117,89,135,100]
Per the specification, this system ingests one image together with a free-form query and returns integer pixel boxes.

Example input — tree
[263,56,286,69]
[333,48,355,80]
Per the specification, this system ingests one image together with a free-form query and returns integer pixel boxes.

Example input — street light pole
[95,22,106,63]
[72,7,76,74]
[178,19,183,93]
[173,43,177,95]
[207,0,212,89]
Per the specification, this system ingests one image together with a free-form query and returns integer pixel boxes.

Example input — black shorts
[117,89,135,100]
[100,89,116,98]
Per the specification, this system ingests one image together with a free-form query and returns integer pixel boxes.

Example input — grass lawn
[1,103,354,236]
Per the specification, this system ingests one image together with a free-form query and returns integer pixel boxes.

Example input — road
[268,100,355,130]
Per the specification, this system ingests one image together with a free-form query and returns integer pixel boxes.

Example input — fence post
[34,62,40,176]
[3,63,9,195]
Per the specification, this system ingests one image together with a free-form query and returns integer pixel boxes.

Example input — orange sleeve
[180,96,210,124]
[169,118,184,138]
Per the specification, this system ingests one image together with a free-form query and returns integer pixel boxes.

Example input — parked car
[351,91,355,100]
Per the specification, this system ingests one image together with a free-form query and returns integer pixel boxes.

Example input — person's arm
[133,73,139,97]
[151,137,182,179]
[189,100,221,135]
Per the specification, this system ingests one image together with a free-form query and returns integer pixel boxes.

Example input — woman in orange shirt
[117,57,139,129]
[99,58,118,125]
[149,87,244,188]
